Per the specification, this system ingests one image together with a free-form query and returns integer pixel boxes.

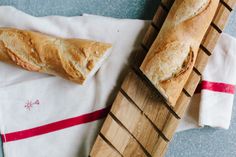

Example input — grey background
[0,0,236,157]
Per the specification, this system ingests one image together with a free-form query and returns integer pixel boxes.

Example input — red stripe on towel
[194,81,235,94]
[1,106,110,143]
[201,81,235,94]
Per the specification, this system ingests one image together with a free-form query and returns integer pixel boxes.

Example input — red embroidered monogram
[24,99,40,111]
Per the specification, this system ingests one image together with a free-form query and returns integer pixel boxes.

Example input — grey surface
[0,0,235,157]
[0,0,159,19]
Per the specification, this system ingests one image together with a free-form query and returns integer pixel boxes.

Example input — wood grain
[112,86,168,155]
[121,71,178,139]
[90,135,121,157]
[173,92,191,118]
[213,2,231,31]
[194,48,210,74]
[184,71,201,97]
[223,0,236,9]
[110,92,142,133]
[100,115,148,157]
[152,5,168,29]
[201,26,221,55]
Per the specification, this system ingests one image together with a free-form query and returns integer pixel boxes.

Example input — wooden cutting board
[90,0,236,157]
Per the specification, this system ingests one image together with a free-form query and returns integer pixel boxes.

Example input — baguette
[0,28,112,84]
[140,0,219,106]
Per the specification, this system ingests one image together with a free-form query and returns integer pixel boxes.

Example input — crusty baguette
[0,28,112,84]
[140,0,219,106]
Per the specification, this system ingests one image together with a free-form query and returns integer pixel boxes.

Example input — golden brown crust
[0,28,112,84]
[140,0,219,106]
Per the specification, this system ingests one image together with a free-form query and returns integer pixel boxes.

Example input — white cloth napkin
[0,6,235,157]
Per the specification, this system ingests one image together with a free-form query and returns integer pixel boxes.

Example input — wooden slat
[100,115,147,157]
[213,2,231,31]
[123,138,148,157]
[111,92,142,133]
[152,5,168,29]
[194,48,209,74]
[161,114,180,140]
[133,46,148,67]
[142,93,178,140]
[152,137,169,157]
[173,92,191,118]
[201,25,221,55]
[133,114,168,155]
[90,135,121,157]
[121,71,149,111]
[100,115,130,154]
[184,71,201,97]
[142,25,158,50]
[222,0,236,10]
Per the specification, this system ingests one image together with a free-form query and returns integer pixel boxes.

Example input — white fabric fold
[199,34,236,129]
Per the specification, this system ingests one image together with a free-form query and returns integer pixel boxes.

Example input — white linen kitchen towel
[0,6,236,157]
[199,34,236,128]
[178,33,236,131]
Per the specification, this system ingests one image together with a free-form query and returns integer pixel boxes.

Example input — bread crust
[0,28,112,84]
[140,0,219,106]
